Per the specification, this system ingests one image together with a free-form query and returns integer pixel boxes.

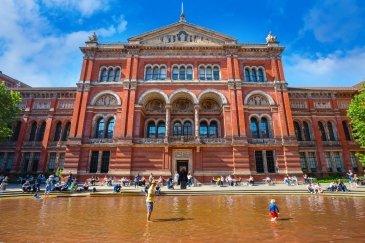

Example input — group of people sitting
[306,183,323,194]
[0,175,9,192]
[326,180,350,192]
[211,175,242,187]
[283,175,298,186]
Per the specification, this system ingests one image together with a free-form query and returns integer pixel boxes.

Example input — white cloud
[284,48,365,87]
[0,0,127,87]
[42,0,108,17]
[301,0,365,43]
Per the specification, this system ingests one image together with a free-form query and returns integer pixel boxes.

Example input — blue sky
[0,0,364,87]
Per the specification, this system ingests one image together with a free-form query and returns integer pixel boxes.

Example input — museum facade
[0,15,363,181]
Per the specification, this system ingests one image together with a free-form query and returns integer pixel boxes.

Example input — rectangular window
[48,152,57,172]
[333,152,343,172]
[255,151,264,173]
[266,151,276,173]
[22,152,31,172]
[101,151,110,174]
[351,152,359,172]
[0,152,5,171]
[299,152,307,169]
[89,151,99,173]
[325,152,333,172]
[5,153,15,172]
[58,153,65,169]
[307,152,317,172]
[32,153,40,172]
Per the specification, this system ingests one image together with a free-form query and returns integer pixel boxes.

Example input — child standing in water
[146,180,157,222]
[269,199,279,221]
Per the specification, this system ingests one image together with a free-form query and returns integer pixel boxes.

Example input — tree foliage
[348,85,365,167]
[0,82,22,141]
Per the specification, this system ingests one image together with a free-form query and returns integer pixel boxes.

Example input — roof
[288,86,358,92]
[0,71,30,88]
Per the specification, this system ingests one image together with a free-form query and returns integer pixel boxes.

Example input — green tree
[348,85,365,167]
[0,82,22,141]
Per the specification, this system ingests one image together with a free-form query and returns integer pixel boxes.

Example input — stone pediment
[128,22,237,46]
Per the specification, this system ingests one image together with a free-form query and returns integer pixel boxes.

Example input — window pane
[251,69,257,82]
[62,122,71,141]
[258,69,264,81]
[308,152,317,171]
[29,122,37,141]
[58,153,65,169]
[145,67,152,80]
[261,118,269,138]
[108,69,115,82]
[199,67,205,80]
[294,121,303,141]
[250,118,259,138]
[101,151,110,173]
[152,67,159,80]
[179,67,186,80]
[213,67,220,80]
[333,152,343,172]
[160,67,166,80]
[173,122,182,136]
[6,153,15,172]
[209,121,218,138]
[54,122,62,141]
[186,67,193,80]
[157,122,165,138]
[115,68,121,81]
[32,153,40,172]
[48,152,57,172]
[351,152,358,171]
[244,69,250,81]
[36,122,46,141]
[172,67,179,80]
[299,152,307,169]
[11,121,21,141]
[147,122,156,138]
[199,122,208,137]
[266,151,275,173]
[327,122,336,141]
[255,151,264,173]
[303,122,311,141]
[342,121,351,141]
[101,68,108,82]
[325,152,332,172]
[319,122,327,141]
[22,152,31,173]
[106,118,115,138]
[89,151,99,173]
[206,67,212,80]
[96,118,105,138]
[183,121,192,136]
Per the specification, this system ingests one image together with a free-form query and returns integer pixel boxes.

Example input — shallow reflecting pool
[1,195,364,242]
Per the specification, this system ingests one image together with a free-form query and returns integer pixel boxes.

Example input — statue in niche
[95,94,118,106]
[247,95,270,106]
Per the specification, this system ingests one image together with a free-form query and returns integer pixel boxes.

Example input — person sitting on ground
[121,177,130,186]
[32,181,40,193]
[284,176,291,186]
[226,175,234,186]
[83,181,90,191]
[248,176,254,186]
[0,176,8,192]
[353,174,360,188]
[216,177,223,187]
[90,176,96,186]
[291,176,298,186]
[187,172,193,187]
[265,176,272,185]
[327,181,338,192]
[107,177,113,186]
[307,183,315,194]
[211,177,217,184]
[337,180,349,192]
[140,176,146,187]
[158,176,164,186]
[303,174,309,184]
[113,183,121,193]
[167,177,174,189]
[314,183,323,194]
[22,180,32,192]
[53,182,63,191]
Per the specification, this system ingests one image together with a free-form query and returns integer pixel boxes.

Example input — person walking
[269,199,279,222]
[146,180,157,222]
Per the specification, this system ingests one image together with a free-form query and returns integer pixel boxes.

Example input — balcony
[248,138,277,144]
[298,141,316,147]
[322,141,341,147]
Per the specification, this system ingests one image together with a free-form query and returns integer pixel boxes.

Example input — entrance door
[176,160,189,174]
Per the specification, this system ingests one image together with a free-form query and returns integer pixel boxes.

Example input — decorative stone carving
[172,99,194,113]
[32,101,51,110]
[247,95,270,106]
[314,101,331,109]
[88,32,98,42]
[200,99,221,113]
[95,95,118,106]
[174,151,191,159]
[338,101,349,109]
[57,101,74,109]
[145,99,165,113]
[266,32,279,44]
[290,101,308,109]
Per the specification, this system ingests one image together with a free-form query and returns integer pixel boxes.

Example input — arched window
[157,122,165,138]
[199,67,205,80]
[106,118,115,138]
[96,118,105,138]
[179,67,186,80]
[160,67,166,80]
[209,121,218,138]
[213,67,220,80]
[342,121,351,141]
[114,68,121,81]
[251,69,257,82]
[206,67,212,80]
[183,121,193,136]
[294,121,303,141]
[327,121,336,141]
[250,117,259,138]
[29,122,37,141]
[152,67,159,80]
[107,69,115,82]
[172,67,179,80]
[258,68,265,82]
[199,121,208,137]
[145,67,152,80]
[244,68,251,81]
[62,122,71,141]
[173,122,182,136]
[100,68,108,82]
[186,67,193,80]
[11,121,21,141]
[318,122,327,141]
[260,118,270,138]
[53,122,62,141]
[147,121,156,138]
[303,121,311,141]
[36,122,46,142]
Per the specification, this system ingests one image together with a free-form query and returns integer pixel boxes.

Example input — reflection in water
[0,195,364,241]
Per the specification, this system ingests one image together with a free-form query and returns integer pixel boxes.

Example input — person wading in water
[146,180,157,222]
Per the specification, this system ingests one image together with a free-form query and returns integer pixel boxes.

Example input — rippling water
[0,195,364,242]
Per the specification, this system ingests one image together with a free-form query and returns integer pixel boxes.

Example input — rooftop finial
[179,1,186,22]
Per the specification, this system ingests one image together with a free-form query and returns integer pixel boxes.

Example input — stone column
[165,105,171,141]
[194,105,200,138]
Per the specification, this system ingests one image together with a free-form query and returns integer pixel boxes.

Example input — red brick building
[1,16,363,181]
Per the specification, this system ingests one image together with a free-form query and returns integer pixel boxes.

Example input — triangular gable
[128,21,237,46]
